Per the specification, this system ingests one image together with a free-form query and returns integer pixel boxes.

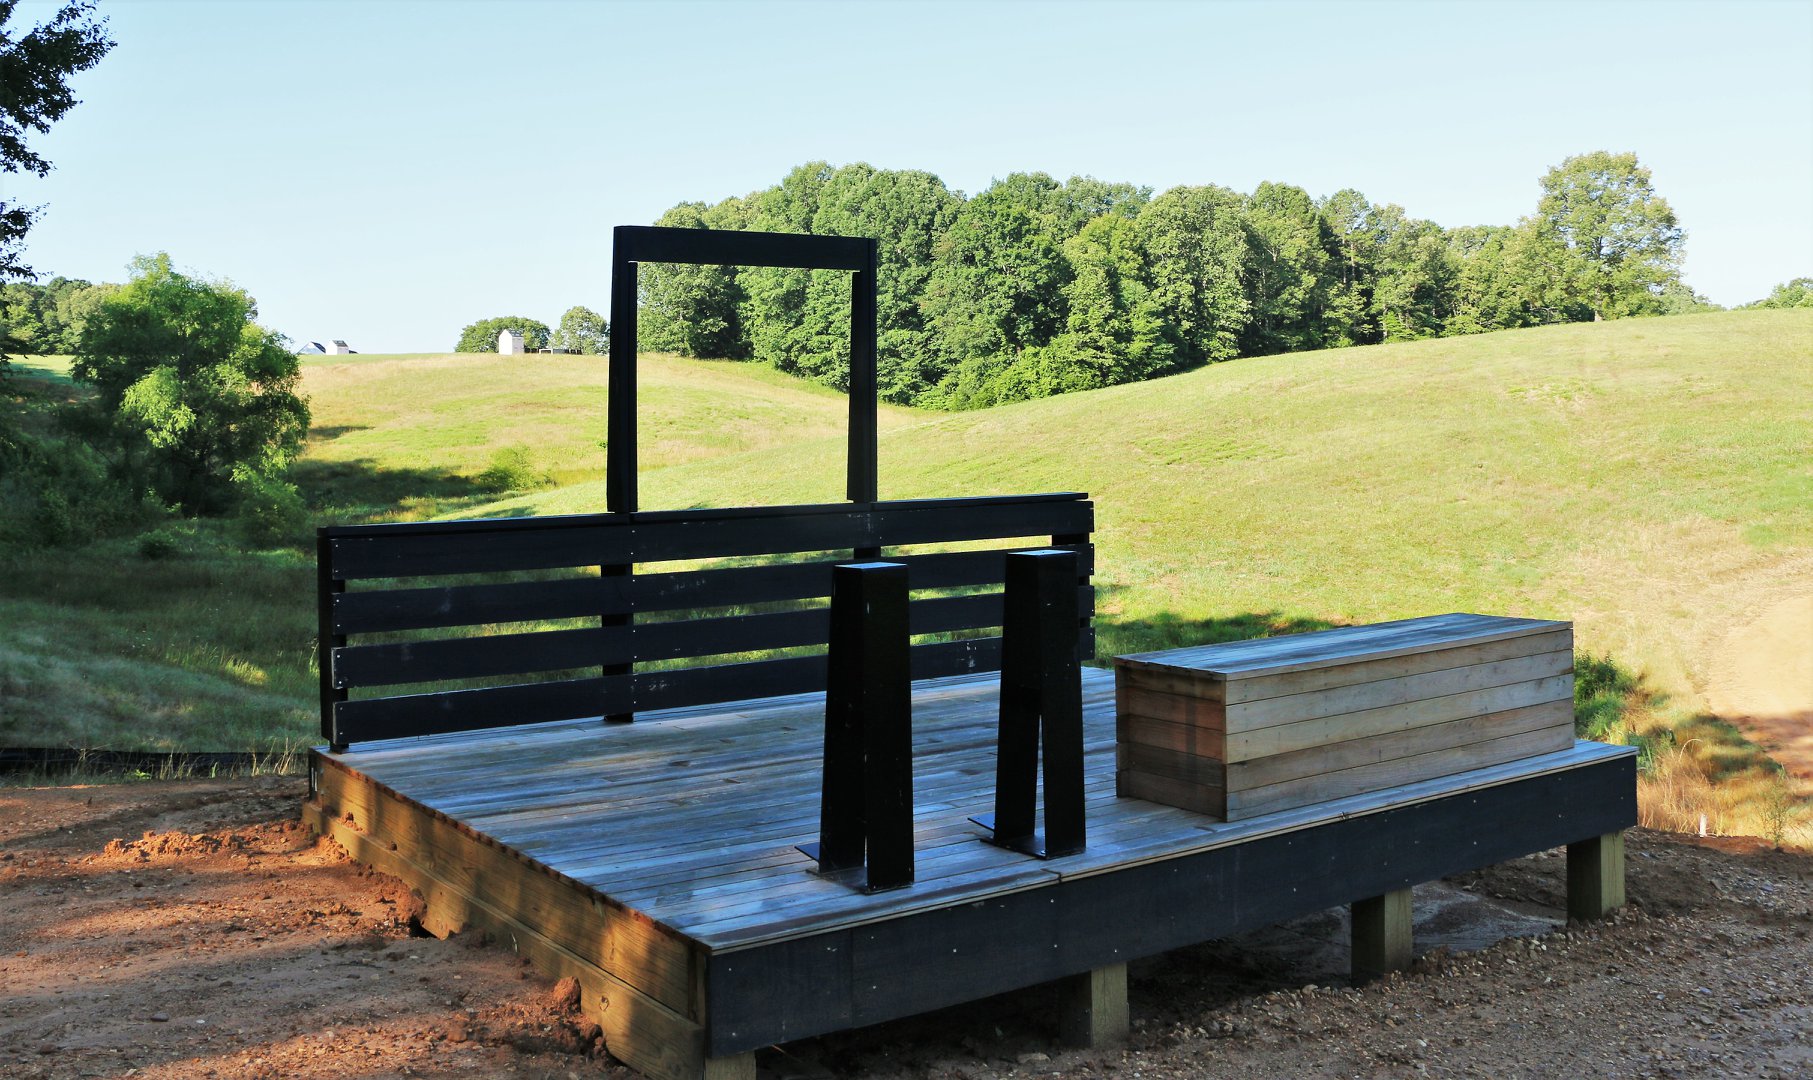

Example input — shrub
[232,471,310,549]
[477,446,552,493]
[0,422,143,547]
[135,525,185,560]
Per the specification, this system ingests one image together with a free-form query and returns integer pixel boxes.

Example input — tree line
[636,152,1725,408]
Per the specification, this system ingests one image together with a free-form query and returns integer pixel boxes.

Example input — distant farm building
[296,341,326,355]
[327,340,353,355]
[498,329,526,355]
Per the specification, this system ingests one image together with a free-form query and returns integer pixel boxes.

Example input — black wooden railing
[317,493,1094,749]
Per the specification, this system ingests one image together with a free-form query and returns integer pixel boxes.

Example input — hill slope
[485,310,1813,735]
[300,351,924,518]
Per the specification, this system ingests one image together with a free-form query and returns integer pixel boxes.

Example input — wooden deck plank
[314,671,1629,955]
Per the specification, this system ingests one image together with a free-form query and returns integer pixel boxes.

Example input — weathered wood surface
[1115,613,1567,682]
[321,668,1615,950]
[1113,615,1575,820]
[310,667,1636,1064]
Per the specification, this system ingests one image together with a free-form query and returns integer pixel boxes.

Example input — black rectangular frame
[608,225,880,513]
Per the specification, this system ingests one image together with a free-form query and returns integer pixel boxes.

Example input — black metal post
[607,242,638,514]
[816,561,914,889]
[316,529,348,752]
[984,548,1085,857]
[848,240,879,504]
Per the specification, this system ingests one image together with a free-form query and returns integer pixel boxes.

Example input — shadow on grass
[294,456,496,524]
[1093,609,1341,663]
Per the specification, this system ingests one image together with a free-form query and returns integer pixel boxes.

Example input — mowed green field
[3,312,1809,789]
[490,310,1813,706]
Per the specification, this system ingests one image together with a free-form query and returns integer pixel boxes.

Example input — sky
[9,0,1812,353]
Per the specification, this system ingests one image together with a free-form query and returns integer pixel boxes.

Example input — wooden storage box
[1113,613,1575,820]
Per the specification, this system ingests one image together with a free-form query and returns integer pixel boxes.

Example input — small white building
[296,341,326,355]
[327,339,352,355]
[498,329,525,355]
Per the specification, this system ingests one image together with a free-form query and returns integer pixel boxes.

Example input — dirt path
[1709,593,1813,780]
[1,779,1810,1079]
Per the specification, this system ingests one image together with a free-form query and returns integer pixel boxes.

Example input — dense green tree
[1368,204,1454,341]
[1446,225,1535,334]
[1138,184,1251,364]
[1051,213,1172,382]
[637,197,751,358]
[1747,277,1813,309]
[737,163,835,376]
[1533,151,1684,320]
[0,1,113,283]
[923,172,1074,372]
[1059,176,1151,231]
[1316,189,1378,346]
[0,274,98,352]
[455,315,550,352]
[551,304,607,353]
[795,164,960,399]
[71,254,310,515]
[1239,181,1334,355]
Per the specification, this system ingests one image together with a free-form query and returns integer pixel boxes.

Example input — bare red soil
[1,777,1809,1079]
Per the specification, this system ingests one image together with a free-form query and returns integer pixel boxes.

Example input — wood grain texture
[1115,613,1567,681]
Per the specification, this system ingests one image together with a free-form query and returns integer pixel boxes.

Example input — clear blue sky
[10,0,1812,353]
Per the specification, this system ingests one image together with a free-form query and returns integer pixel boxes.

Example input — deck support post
[988,548,1086,858]
[1566,830,1626,921]
[818,561,914,891]
[1351,888,1413,980]
[1058,962,1129,1048]
[700,1052,757,1080]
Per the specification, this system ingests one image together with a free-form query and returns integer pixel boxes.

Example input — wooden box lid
[1113,613,1570,683]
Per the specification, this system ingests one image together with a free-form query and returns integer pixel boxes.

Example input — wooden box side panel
[1225,672,1574,761]
[1224,722,1577,819]
[1223,647,1573,733]
[1221,628,1572,705]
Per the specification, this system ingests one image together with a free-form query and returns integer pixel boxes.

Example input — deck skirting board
[703,753,1636,1055]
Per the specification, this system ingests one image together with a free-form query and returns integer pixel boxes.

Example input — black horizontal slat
[331,526,632,581]
[633,655,828,712]
[616,225,872,271]
[331,675,629,746]
[633,608,830,664]
[633,500,1093,564]
[911,637,1004,679]
[333,626,622,690]
[334,545,1093,634]
[327,497,1090,581]
[334,577,607,635]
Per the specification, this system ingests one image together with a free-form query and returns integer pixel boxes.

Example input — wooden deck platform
[305,667,1635,1080]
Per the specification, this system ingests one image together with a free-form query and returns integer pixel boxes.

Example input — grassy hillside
[4,313,1809,840]
[300,351,924,521]
[489,311,1811,689]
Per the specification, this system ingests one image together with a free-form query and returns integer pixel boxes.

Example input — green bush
[476,446,552,493]
[232,472,310,549]
[0,422,143,547]
[1573,649,1638,742]
[135,525,185,560]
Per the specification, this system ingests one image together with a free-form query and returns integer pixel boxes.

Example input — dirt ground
[1,778,1810,1080]
[1708,593,1813,782]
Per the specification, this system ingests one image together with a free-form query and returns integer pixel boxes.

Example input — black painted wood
[325,497,1091,581]
[614,225,872,271]
[849,244,879,503]
[818,562,912,884]
[991,549,1086,857]
[607,234,638,512]
[331,548,1092,635]
[316,530,347,749]
[319,494,1093,745]
[703,754,1638,1054]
